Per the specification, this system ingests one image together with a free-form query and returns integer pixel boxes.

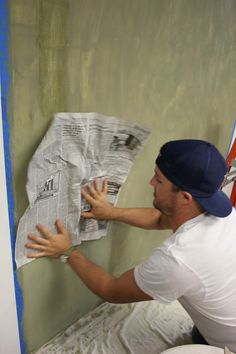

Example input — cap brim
[195,190,233,218]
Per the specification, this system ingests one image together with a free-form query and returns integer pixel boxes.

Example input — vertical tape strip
[0,0,26,352]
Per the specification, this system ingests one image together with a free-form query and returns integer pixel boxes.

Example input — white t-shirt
[134,208,236,351]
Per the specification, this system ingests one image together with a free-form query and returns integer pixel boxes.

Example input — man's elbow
[97,280,131,304]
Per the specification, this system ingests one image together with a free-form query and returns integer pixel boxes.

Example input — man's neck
[171,208,204,232]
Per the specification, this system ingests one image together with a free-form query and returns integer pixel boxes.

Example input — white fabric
[35,301,193,354]
[160,344,226,353]
[134,208,236,351]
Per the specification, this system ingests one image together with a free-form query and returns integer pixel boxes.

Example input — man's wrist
[106,206,119,220]
[59,245,77,263]
[109,207,124,221]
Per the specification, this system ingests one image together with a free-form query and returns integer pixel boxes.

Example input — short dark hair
[171,184,180,192]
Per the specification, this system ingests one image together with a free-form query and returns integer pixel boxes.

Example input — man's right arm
[95,207,172,230]
[81,179,172,230]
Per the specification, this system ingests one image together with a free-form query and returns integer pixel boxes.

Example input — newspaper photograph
[15,112,151,268]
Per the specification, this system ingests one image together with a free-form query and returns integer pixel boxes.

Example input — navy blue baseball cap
[156,139,232,217]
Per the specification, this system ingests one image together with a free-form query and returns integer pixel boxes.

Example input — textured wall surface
[8,0,236,352]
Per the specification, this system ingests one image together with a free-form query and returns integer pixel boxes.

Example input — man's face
[150,167,179,215]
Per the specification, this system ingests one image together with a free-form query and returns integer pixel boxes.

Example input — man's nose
[150,176,155,187]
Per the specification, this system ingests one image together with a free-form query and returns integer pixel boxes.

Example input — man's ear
[181,191,193,205]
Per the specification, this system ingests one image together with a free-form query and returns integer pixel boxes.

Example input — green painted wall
[8,0,236,352]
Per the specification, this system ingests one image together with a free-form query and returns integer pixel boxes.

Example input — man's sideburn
[153,183,180,216]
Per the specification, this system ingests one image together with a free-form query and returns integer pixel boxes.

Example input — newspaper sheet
[15,112,151,268]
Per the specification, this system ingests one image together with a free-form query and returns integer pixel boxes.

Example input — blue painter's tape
[0,1,26,352]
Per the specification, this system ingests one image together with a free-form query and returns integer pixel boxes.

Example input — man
[25,139,236,351]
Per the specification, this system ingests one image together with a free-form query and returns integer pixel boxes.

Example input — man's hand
[81,177,114,220]
[25,219,72,258]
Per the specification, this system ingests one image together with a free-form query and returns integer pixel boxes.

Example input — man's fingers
[86,183,99,198]
[93,177,108,194]
[81,189,94,203]
[27,252,46,259]
[55,219,67,235]
[81,211,95,219]
[93,178,100,192]
[101,177,108,193]
[25,241,46,251]
[36,224,52,239]
[27,234,49,245]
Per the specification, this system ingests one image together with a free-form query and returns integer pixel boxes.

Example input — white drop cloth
[35,300,193,354]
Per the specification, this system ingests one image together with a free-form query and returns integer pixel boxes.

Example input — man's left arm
[25,220,152,303]
[68,251,152,303]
